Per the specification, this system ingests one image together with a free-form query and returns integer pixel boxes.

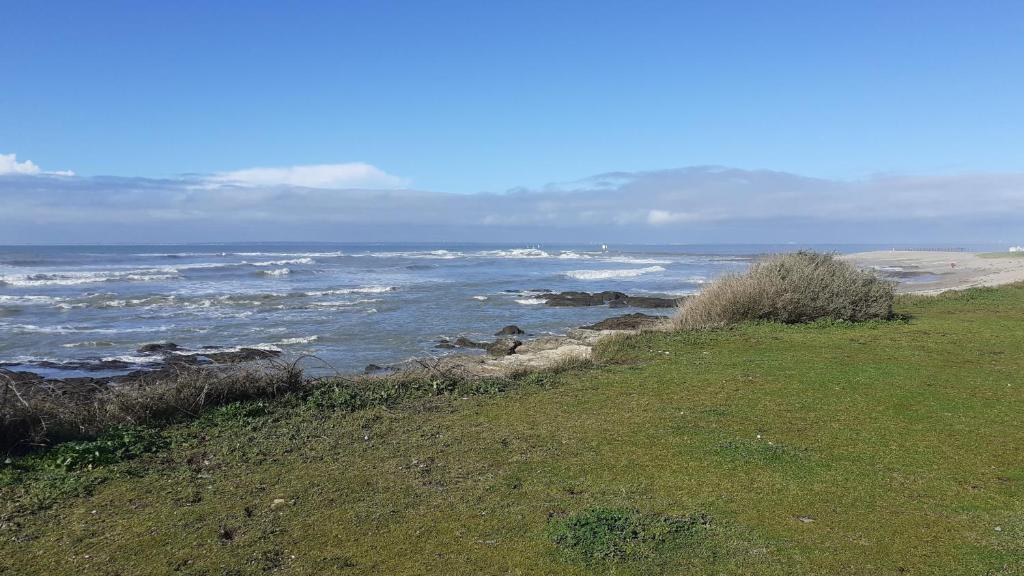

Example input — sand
[841,251,1024,294]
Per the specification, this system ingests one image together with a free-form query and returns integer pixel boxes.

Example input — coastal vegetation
[2,277,1023,573]
[673,251,896,329]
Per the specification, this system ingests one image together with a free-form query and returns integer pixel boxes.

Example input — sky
[1,0,1023,244]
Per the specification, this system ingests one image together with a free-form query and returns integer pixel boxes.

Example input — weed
[548,507,711,564]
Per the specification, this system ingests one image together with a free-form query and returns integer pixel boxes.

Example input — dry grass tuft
[1,362,304,453]
[673,251,895,330]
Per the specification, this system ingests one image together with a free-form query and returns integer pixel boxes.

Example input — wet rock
[540,291,683,308]
[621,296,682,308]
[364,364,395,374]
[544,291,627,307]
[581,313,666,331]
[453,337,489,350]
[137,342,182,354]
[495,325,525,336]
[202,348,282,364]
[435,339,457,349]
[486,338,522,357]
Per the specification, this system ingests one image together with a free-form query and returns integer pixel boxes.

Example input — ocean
[0,243,964,378]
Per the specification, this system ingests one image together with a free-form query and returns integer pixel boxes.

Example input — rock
[622,296,683,308]
[136,342,182,354]
[435,339,457,349]
[581,313,666,331]
[541,290,683,308]
[202,347,282,364]
[271,498,287,509]
[495,325,525,336]
[453,337,489,350]
[544,291,627,307]
[0,368,45,385]
[514,336,576,355]
[486,338,522,357]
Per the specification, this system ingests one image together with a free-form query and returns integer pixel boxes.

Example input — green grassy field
[3,285,1024,575]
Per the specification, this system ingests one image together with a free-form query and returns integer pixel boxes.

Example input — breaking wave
[564,266,667,280]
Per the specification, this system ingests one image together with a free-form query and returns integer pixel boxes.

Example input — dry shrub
[674,251,895,330]
[1,361,303,453]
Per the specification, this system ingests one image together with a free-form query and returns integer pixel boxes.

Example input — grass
[979,252,1024,259]
[2,284,1024,574]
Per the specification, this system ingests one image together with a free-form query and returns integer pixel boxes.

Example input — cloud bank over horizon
[1,156,1022,245]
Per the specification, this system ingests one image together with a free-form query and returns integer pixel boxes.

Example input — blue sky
[1,1,1023,243]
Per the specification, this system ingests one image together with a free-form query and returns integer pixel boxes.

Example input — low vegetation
[1,362,304,453]
[548,507,711,565]
[673,251,895,330]
[2,355,593,454]
[2,284,1023,574]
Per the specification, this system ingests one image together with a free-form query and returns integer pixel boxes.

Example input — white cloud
[208,162,409,189]
[0,152,74,176]
[3,165,1024,243]
[647,209,697,225]
[0,153,40,175]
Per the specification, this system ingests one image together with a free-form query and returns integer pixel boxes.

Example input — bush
[1,362,304,454]
[673,251,895,330]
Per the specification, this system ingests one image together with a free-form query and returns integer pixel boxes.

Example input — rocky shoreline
[1,290,679,391]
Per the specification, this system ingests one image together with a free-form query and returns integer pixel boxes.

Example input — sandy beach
[842,250,1024,294]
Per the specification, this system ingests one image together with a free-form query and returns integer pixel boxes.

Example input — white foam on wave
[600,256,672,265]
[3,323,172,335]
[363,249,464,259]
[515,297,549,305]
[0,294,64,306]
[101,354,165,365]
[235,251,344,258]
[248,258,315,266]
[0,269,180,287]
[564,266,667,280]
[276,335,319,345]
[477,248,551,258]
[62,340,116,348]
[472,295,488,301]
[304,286,396,296]
[262,268,291,276]
[557,251,594,260]
[308,298,380,308]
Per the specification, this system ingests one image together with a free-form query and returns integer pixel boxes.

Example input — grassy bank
[3,285,1024,575]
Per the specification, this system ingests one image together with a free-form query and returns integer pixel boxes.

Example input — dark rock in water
[454,336,489,350]
[495,325,525,336]
[435,338,457,349]
[137,342,182,354]
[486,338,522,357]
[581,313,666,331]
[33,358,136,372]
[202,347,282,364]
[364,364,395,374]
[622,296,683,308]
[545,291,627,307]
[540,290,683,308]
